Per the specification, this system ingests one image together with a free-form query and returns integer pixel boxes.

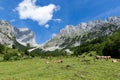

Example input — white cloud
[16,0,59,25]
[45,24,50,28]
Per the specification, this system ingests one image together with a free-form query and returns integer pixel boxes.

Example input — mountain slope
[14,27,37,47]
[43,16,120,51]
[0,20,37,47]
[0,20,14,47]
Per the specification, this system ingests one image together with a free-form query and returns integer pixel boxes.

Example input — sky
[0,0,120,44]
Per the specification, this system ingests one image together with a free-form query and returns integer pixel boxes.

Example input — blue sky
[0,0,120,44]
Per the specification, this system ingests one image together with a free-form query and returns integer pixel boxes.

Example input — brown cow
[112,59,120,63]
[117,59,120,62]
[95,56,111,60]
[58,60,63,63]
[54,60,63,63]
[112,59,118,63]
[45,61,50,64]
[106,56,111,59]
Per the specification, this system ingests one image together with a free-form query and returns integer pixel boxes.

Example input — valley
[0,17,119,80]
[0,0,120,80]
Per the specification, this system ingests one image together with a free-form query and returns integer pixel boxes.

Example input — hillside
[28,16,120,58]
[30,29,120,58]
[71,29,120,58]
[41,16,120,51]
[0,20,37,47]
[0,20,38,61]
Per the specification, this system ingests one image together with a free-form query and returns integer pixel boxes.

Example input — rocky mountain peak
[43,16,120,51]
[0,20,38,47]
[14,27,37,47]
[0,20,10,25]
[106,16,120,23]
[78,22,87,29]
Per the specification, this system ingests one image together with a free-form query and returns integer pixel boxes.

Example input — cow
[94,56,111,61]
[112,59,117,63]
[95,56,101,60]
[106,56,111,59]
[117,59,120,62]
[54,60,63,63]
[45,61,50,64]
[113,59,120,62]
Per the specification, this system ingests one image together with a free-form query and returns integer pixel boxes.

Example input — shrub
[3,48,23,61]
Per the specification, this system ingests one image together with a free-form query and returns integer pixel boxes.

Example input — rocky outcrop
[0,20,14,47]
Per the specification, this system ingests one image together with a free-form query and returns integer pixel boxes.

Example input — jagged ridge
[43,16,120,51]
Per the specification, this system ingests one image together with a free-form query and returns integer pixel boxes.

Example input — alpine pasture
[0,56,120,80]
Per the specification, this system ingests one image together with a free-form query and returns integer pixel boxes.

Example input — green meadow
[0,56,120,80]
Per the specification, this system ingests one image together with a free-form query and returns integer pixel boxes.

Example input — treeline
[30,49,67,58]
[0,41,32,61]
[71,29,120,58]
[0,44,23,61]
[0,44,67,61]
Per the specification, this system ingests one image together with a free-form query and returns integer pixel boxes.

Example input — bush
[0,44,6,54]
[3,53,11,61]
[3,48,23,61]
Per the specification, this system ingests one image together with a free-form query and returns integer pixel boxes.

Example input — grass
[0,56,120,80]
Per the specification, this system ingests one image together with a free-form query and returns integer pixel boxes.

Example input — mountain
[14,27,37,47]
[43,16,120,51]
[0,20,14,47]
[0,20,37,47]
[0,16,120,52]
